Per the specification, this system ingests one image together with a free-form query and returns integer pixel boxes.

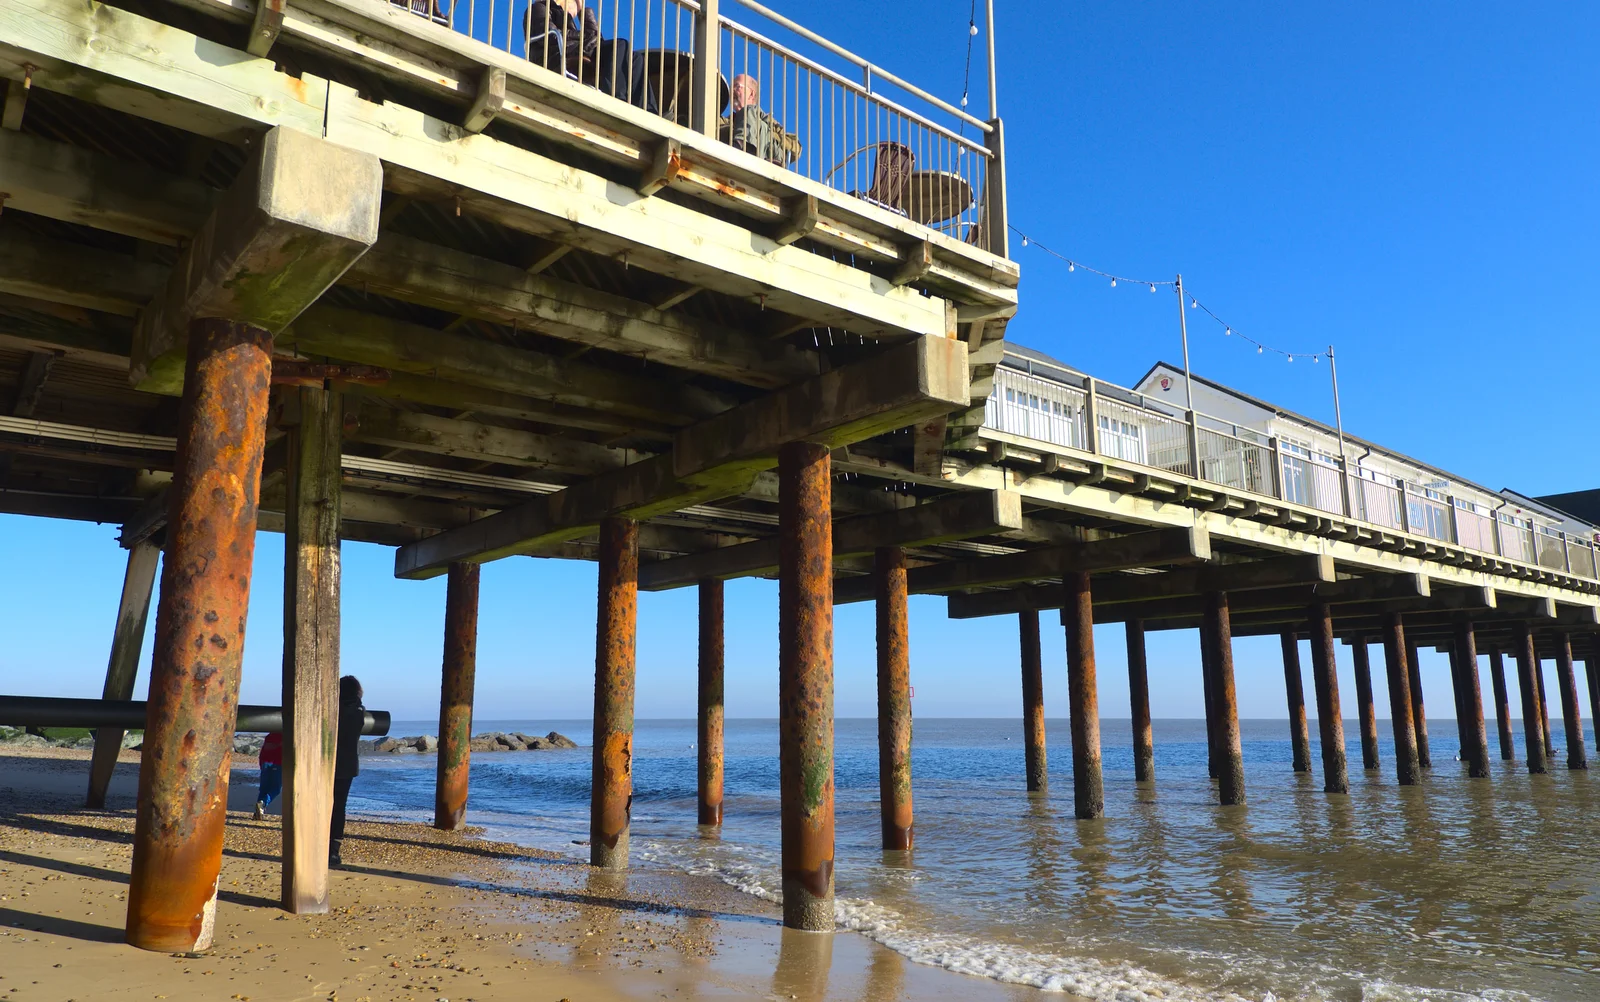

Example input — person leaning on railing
[524,0,658,114]
[720,73,802,166]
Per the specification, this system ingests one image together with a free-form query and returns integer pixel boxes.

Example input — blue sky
[3,4,1595,723]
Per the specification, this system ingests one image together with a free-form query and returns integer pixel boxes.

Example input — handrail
[726,0,993,132]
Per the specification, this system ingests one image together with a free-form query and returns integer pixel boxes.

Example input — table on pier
[637,49,730,128]
[905,170,975,227]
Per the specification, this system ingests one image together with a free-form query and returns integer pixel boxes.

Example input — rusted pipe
[126,318,273,954]
[875,546,913,851]
[1280,631,1312,774]
[1019,610,1047,792]
[1063,570,1103,820]
[435,562,480,831]
[1203,592,1244,806]
[1126,619,1154,784]
[1307,601,1349,795]
[1351,640,1380,771]
[1535,647,1556,758]
[591,516,638,869]
[1586,636,1600,743]
[1199,614,1219,780]
[1406,638,1431,769]
[698,578,725,826]
[778,441,834,931]
[1489,650,1514,761]
[1451,621,1490,779]
[1513,622,1548,774]
[1380,612,1420,786]
[1554,631,1587,770]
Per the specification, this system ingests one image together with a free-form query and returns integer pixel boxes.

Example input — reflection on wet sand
[773,927,834,1002]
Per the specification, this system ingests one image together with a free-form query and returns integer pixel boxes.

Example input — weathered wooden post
[779,441,835,930]
[86,539,161,808]
[1450,621,1490,779]
[1489,649,1514,761]
[1554,631,1587,770]
[281,385,343,914]
[435,562,480,831]
[1380,612,1420,786]
[1406,638,1432,769]
[1019,610,1048,792]
[1203,592,1245,806]
[1307,601,1349,794]
[698,578,725,825]
[1513,622,1549,774]
[591,516,638,869]
[1350,639,1381,771]
[875,546,913,850]
[1280,630,1312,774]
[126,319,274,952]
[1126,619,1155,784]
[1062,570,1103,819]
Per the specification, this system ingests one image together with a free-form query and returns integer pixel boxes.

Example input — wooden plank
[0,228,165,315]
[393,334,969,578]
[344,376,656,439]
[280,386,342,914]
[133,127,382,393]
[0,294,134,367]
[345,234,818,389]
[345,403,630,474]
[10,351,56,417]
[85,538,160,808]
[638,489,1024,591]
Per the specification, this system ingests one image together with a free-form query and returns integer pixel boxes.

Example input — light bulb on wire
[1257,345,1263,354]
[1190,298,1197,309]
[969,22,978,35]
[1149,283,1157,293]
[1067,262,1074,272]
[1224,327,1231,336]
[1109,278,1116,288]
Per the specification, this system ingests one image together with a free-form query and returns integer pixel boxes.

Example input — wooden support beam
[85,539,161,808]
[246,0,286,57]
[638,489,1022,591]
[462,67,505,133]
[2,67,30,130]
[345,403,630,474]
[281,386,342,914]
[772,194,820,247]
[393,335,968,579]
[10,350,54,416]
[133,127,381,393]
[0,228,166,315]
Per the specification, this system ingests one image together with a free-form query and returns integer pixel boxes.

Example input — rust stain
[1019,610,1048,793]
[698,578,725,827]
[434,562,480,831]
[1064,570,1104,819]
[590,517,637,868]
[875,546,914,851]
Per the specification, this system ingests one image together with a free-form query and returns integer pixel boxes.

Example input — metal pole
[985,0,998,120]
[1062,570,1103,820]
[1019,610,1048,792]
[1328,345,1348,459]
[435,562,480,832]
[1176,275,1193,412]
[591,516,639,870]
[875,546,913,851]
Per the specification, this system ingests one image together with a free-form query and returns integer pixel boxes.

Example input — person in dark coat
[524,0,657,113]
[330,675,365,867]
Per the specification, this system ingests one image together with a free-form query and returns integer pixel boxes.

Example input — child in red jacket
[254,732,283,821]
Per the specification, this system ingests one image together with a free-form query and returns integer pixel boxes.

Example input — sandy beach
[0,747,1059,1002]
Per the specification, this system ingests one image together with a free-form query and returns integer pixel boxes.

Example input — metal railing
[985,365,1600,580]
[389,0,1000,249]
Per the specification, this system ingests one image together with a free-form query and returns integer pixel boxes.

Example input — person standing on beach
[252,732,282,820]
[330,675,365,866]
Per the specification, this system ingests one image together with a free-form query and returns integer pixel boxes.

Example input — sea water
[347,718,1599,1001]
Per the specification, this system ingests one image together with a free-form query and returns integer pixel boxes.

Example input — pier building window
[1097,415,1145,464]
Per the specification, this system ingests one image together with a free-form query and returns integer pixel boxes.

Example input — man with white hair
[722,73,802,166]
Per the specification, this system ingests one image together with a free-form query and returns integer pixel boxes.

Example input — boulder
[233,734,264,756]
[546,731,578,749]
[415,734,439,752]
[373,737,404,754]
[120,732,143,750]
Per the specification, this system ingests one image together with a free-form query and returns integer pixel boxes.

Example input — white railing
[985,365,1600,581]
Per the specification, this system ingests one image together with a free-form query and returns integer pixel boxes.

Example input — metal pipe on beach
[1063,570,1103,820]
[1489,649,1515,761]
[698,578,726,826]
[1513,622,1549,774]
[1203,592,1245,806]
[1019,610,1048,792]
[1280,630,1312,774]
[1380,612,1421,786]
[875,545,913,851]
[1406,638,1432,769]
[1451,621,1490,779]
[1306,601,1349,795]
[1126,619,1155,784]
[1351,639,1380,771]
[435,562,480,831]
[1554,631,1587,770]
[590,516,638,869]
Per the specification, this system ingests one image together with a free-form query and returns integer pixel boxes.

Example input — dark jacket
[335,699,365,780]
[526,2,600,80]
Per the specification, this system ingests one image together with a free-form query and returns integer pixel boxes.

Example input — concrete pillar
[1380,612,1420,786]
[86,539,161,808]
[281,385,343,914]
[435,562,480,831]
[1062,570,1103,820]
[778,441,834,931]
[1351,640,1380,771]
[1513,622,1548,774]
[1307,601,1349,795]
[1019,610,1048,792]
[1554,631,1587,770]
[875,546,913,851]
[1451,621,1489,779]
[1489,649,1514,761]
[697,578,725,825]
[1406,638,1432,769]
[1202,592,1245,806]
[1126,619,1155,784]
[1280,630,1312,774]
[590,516,638,869]
[126,318,273,953]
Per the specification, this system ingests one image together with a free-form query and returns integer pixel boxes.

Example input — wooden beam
[0,294,134,367]
[344,402,631,474]
[132,126,382,393]
[2,68,29,131]
[10,350,55,416]
[836,525,1212,605]
[393,334,969,578]
[461,66,505,134]
[346,375,657,439]
[639,489,1024,591]
[0,229,166,315]
[345,234,816,389]
[85,538,161,808]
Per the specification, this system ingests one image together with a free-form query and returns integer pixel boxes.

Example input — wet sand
[0,747,1060,1002]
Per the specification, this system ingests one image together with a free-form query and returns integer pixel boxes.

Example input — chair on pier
[828,141,916,216]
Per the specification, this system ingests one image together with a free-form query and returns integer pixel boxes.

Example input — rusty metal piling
[1019,610,1048,792]
[591,516,638,869]
[1535,648,1557,758]
[875,546,913,851]
[1063,570,1103,820]
[1203,592,1245,806]
[1351,640,1380,771]
[1554,632,1587,770]
[435,562,480,831]
[1126,619,1155,784]
[778,442,835,930]
[1513,622,1549,774]
[1380,613,1420,786]
[1280,631,1312,774]
[1489,649,1514,760]
[1406,638,1432,769]
[1199,614,1219,780]
[698,578,725,825]
[1307,601,1349,795]
[126,318,273,953]
[1451,621,1490,779]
